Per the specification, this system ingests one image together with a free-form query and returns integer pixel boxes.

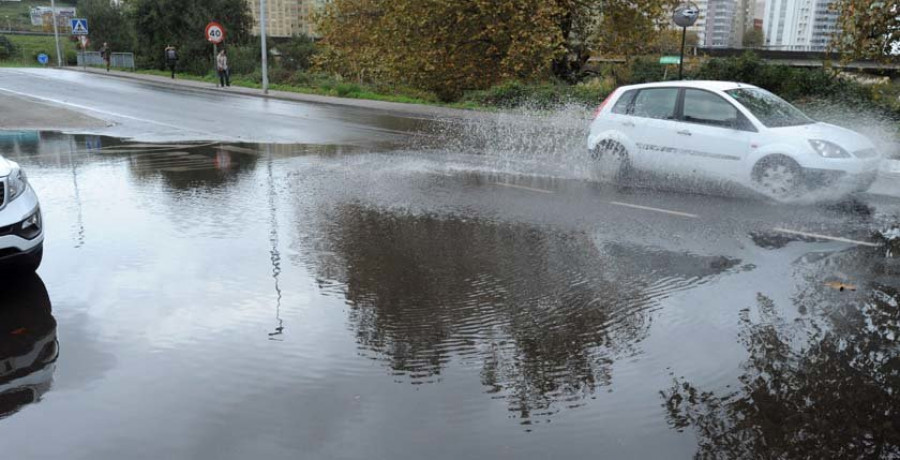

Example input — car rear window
[611,90,636,114]
[631,88,678,120]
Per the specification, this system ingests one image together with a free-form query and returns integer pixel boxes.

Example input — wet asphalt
[1,70,900,459]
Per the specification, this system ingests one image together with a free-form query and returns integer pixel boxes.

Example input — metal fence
[76,52,136,70]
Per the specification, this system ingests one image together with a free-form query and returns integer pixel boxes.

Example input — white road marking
[0,86,232,141]
[609,201,699,219]
[772,227,881,248]
[494,182,555,194]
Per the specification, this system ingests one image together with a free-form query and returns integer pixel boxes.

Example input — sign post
[71,18,89,70]
[205,22,226,86]
[672,3,699,80]
[37,53,49,66]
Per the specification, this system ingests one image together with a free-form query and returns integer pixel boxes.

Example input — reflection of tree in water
[313,204,740,421]
[663,251,900,459]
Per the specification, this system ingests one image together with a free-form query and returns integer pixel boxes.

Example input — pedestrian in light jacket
[216,49,230,88]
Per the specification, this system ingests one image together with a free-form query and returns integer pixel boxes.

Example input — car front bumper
[0,186,43,259]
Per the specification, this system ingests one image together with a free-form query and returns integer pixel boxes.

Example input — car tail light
[593,90,618,119]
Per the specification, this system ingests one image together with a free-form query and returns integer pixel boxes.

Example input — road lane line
[494,182,555,194]
[609,201,699,219]
[0,86,231,140]
[772,228,881,248]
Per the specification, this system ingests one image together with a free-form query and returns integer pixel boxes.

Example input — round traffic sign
[205,22,226,44]
[37,53,49,65]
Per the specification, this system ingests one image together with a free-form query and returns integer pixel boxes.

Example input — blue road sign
[71,18,89,36]
[37,53,49,65]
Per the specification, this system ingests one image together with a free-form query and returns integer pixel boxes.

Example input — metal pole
[679,26,686,80]
[50,0,62,67]
[213,42,218,86]
[260,0,269,94]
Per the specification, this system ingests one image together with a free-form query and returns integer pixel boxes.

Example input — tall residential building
[702,0,754,48]
[763,0,839,51]
[687,0,709,46]
[249,0,301,37]
[247,0,329,38]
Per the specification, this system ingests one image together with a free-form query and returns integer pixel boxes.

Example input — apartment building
[763,0,839,51]
[247,0,328,37]
[702,0,755,48]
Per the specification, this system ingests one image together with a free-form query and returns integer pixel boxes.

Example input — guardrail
[76,51,135,70]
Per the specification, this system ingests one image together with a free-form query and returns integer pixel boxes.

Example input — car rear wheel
[752,156,802,199]
[591,140,631,183]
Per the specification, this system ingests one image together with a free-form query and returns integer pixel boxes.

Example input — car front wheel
[752,156,803,199]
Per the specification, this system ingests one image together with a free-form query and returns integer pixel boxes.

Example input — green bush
[462,80,606,109]
[0,35,16,60]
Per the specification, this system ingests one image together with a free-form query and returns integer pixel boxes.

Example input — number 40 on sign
[205,22,226,44]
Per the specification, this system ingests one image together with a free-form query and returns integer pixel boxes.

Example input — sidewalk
[68,67,479,119]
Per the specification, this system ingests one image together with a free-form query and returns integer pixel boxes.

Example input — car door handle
[621,121,635,127]
[677,130,692,136]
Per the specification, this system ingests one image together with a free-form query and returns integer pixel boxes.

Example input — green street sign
[660,56,682,65]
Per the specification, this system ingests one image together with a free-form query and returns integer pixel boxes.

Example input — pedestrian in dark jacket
[164,45,178,79]
[100,42,111,72]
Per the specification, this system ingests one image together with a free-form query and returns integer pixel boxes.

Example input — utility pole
[50,0,63,67]
[259,0,269,94]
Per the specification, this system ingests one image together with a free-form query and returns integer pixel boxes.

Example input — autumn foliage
[315,0,676,101]
[833,0,900,62]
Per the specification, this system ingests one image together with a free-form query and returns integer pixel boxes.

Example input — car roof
[619,81,757,92]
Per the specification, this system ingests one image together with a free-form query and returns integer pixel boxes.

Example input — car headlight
[809,140,851,159]
[6,167,28,202]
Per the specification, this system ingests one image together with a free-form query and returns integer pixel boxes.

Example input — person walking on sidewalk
[164,45,178,79]
[216,48,231,88]
[100,42,111,72]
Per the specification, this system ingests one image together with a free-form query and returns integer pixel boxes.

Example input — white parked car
[587,81,882,199]
[0,156,43,273]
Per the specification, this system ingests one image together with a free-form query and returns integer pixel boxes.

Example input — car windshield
[725,88,815,128]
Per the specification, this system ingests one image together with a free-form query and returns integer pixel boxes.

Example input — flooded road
[0,128,899,459]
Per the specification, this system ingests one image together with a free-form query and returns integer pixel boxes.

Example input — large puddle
[1,131,899,458]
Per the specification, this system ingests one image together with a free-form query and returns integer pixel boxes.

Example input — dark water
[1,131,899,459]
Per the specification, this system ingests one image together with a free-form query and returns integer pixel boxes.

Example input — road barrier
[76,51,135,70]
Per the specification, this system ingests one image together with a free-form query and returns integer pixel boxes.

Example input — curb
[65,67,480,120]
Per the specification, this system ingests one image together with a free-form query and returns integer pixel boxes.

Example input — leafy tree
[653,28,699,55]
[276,34,318,72]
[131,0,252,75]
[316,0,678,99]
[833,0,900,61]
[742,28,764,48]
[77,0,135,52]
[0,35,16,60]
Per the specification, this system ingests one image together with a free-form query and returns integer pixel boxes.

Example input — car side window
[631,88,679,120]
[683,89,740,128]
[611,90,636,115]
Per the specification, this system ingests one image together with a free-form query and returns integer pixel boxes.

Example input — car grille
[0,181,5,208]
[854,148,879,159]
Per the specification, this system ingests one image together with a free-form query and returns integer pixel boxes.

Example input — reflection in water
[663,249,900,459]
[0,276,58,420]
[309,204,741,422]
[266,145,285,340]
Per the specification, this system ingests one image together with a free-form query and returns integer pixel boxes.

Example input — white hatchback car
[587,81,882,199]
[0,156,43,273]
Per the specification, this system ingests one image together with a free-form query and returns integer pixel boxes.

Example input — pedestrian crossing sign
[70,18,89,36]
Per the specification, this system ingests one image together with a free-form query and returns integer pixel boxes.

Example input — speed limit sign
[205,22,226,44]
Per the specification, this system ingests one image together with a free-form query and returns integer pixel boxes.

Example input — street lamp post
[50,0,63,67]
[260,0,269,94]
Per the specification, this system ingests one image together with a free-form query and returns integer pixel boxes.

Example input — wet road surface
[0,128,898,459]
[0,68,433,143]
